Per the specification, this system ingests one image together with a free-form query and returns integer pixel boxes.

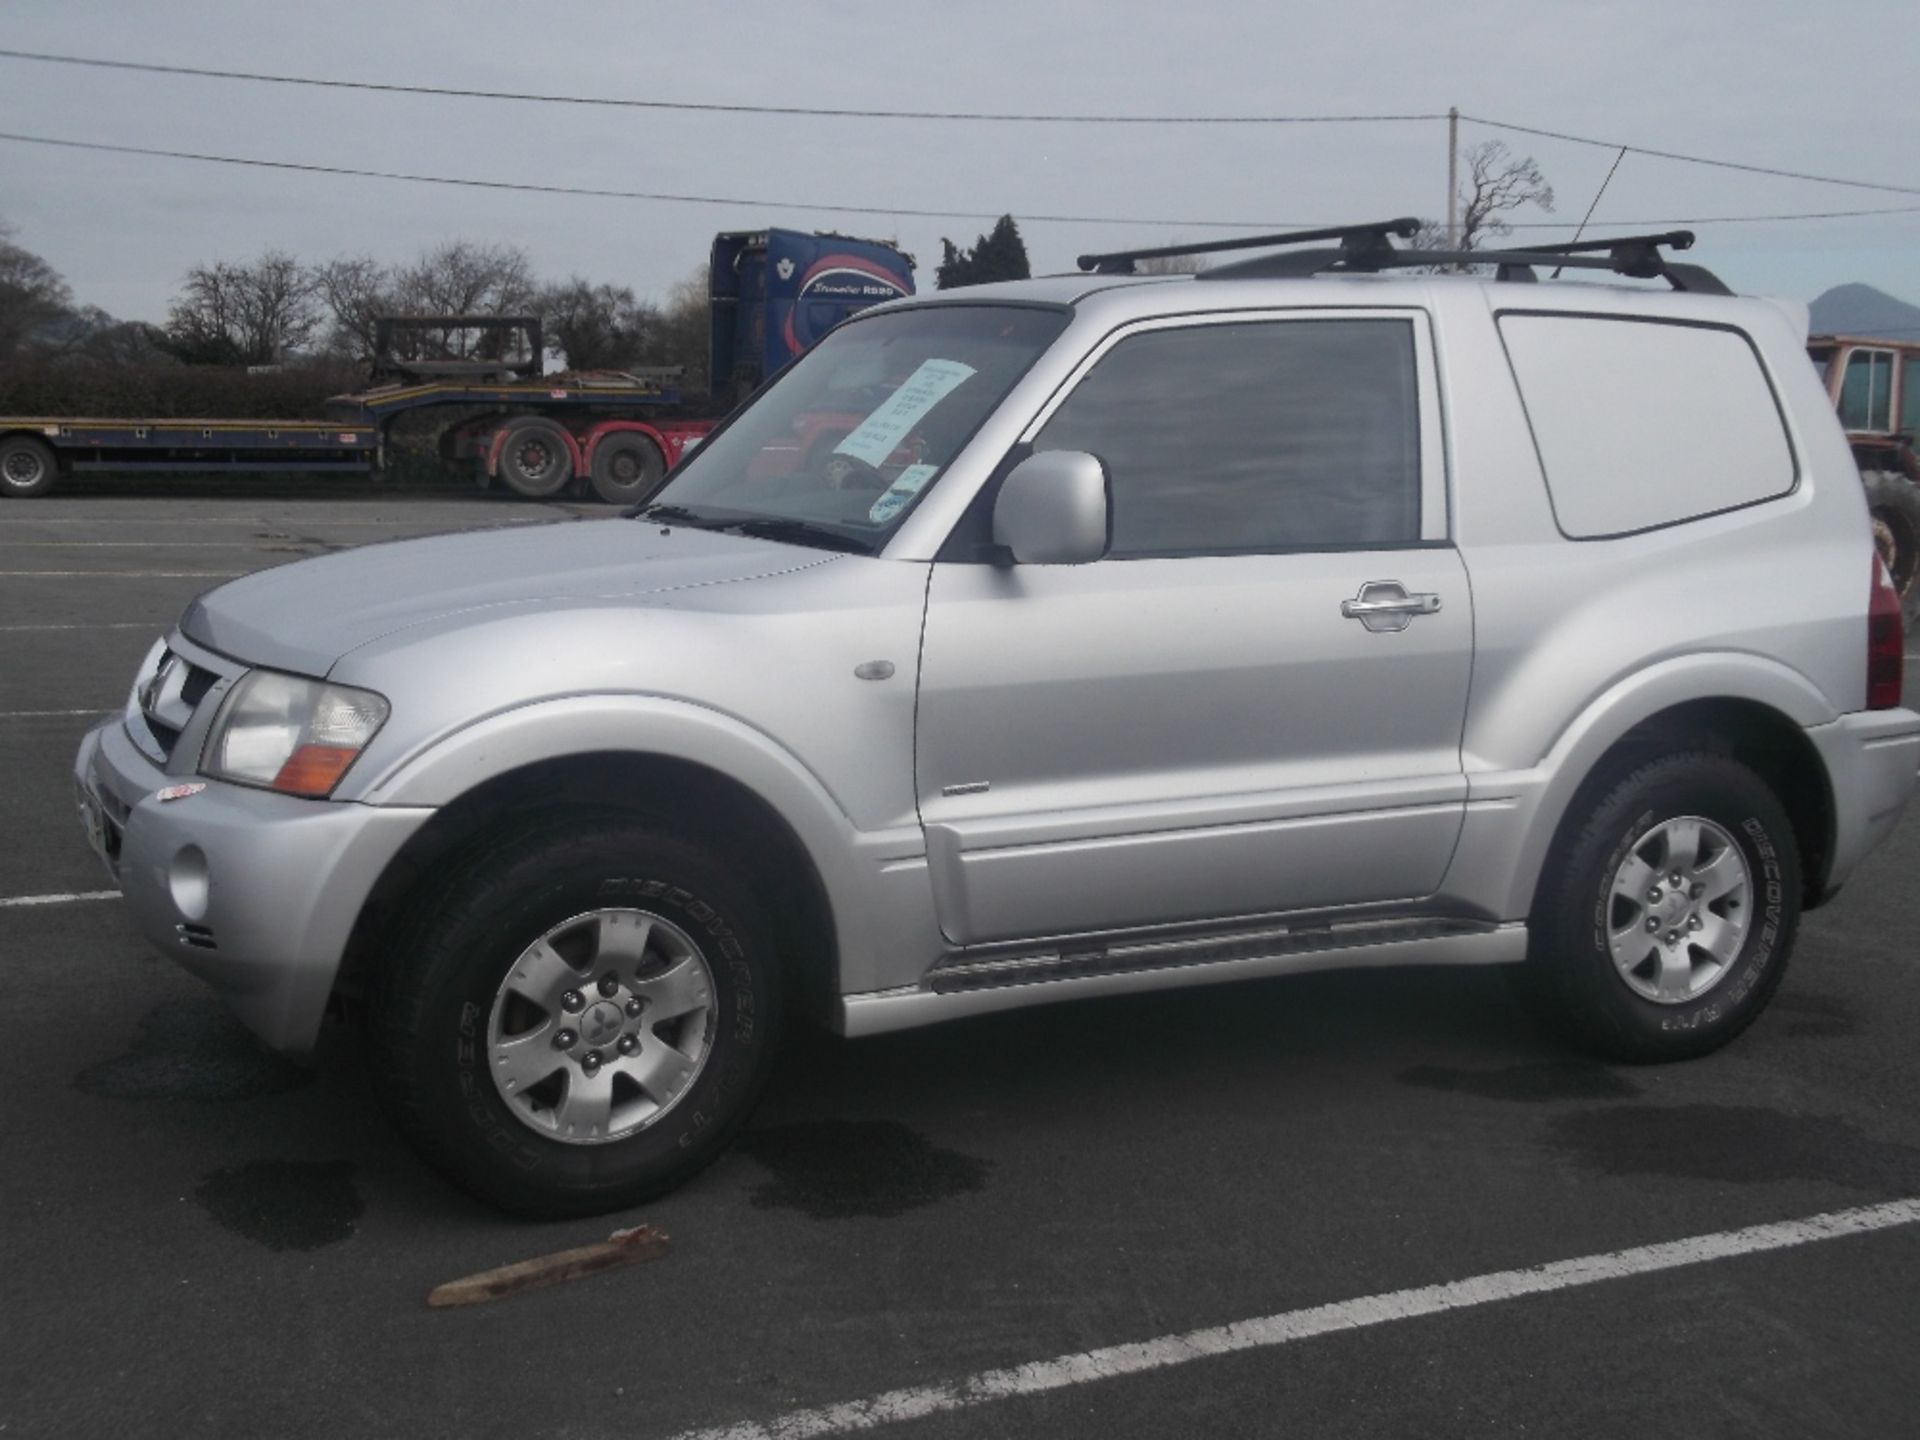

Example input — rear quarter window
[1498,313,1797,539]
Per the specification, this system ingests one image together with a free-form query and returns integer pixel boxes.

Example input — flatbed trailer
[0,339,705,502]
[0,228,918,502]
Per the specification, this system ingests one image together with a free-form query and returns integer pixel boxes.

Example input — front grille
[136,647,220,761]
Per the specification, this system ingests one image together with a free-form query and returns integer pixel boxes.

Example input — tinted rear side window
[1034,318,1420,557]
[1499,314,1795,539]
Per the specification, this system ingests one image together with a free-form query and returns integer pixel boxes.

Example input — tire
[1863,469,1920,626]
[1520,752,1799,1063]
[0,435,57,498]
[367,814,785,1217]
[495,418,575,499]
[589,434,666,505]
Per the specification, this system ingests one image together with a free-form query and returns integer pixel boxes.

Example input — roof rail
[1188,226,1728,295]
[1076,218,1422,276]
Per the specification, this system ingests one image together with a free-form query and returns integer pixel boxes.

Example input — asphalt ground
[3,484,1919,1439]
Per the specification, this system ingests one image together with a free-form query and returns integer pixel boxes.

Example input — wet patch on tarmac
[1549,1104,1920,1190]
[734,1119,992,1220]
[74,999,310,1102]
[1398,1059,1643,1103]
[195,1159,364,1251]
[1769,991,1861,1040]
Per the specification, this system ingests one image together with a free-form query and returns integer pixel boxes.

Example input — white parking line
[0,890,119,908]
[0,708,113,719]
[674,1197,1920,1440]
[0,541,322,548]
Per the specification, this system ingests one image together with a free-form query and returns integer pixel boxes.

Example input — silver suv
[74,221,1920,1216]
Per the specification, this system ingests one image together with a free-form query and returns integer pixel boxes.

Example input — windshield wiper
[711,517,872,554]
[631,502,718,526]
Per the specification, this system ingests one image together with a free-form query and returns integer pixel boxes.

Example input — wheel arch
[1460,655,1843,921]
[338,749,841,1026]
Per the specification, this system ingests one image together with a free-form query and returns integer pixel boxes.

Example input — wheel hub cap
[485,907,717,1144]
[1606,815,1752,1005]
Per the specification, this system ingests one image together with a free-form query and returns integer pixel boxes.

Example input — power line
[0,49,1443,125]
[3,129,1919,233]
[6,46,1919,202]
[1460,113,1920,198]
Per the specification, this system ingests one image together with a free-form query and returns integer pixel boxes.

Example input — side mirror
[991,451,1110,565]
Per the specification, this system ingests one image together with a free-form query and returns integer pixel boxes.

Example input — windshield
[639,304,1069,552]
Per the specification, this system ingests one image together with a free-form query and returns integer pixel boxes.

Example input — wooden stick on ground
[427,1224,669,1308]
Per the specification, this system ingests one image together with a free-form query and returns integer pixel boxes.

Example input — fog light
[169,845,210,922]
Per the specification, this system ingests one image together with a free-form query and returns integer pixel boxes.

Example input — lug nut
[617,1034,639,1056]
[1647,887,1663,903]
[1688,914,1703,931]
[1645,917,1660,933]
[560,990,585,1014]
[598,973,621,998]
[624,997,644,1018]
[1666,930,1681,945]
[553,1028,578,1050]
[581,1050,603,1075]
[1669,872,1683,887]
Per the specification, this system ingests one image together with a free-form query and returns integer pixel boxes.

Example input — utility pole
[1446,107,1460,248]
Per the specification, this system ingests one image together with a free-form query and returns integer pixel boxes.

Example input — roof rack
[1077,218,1421,276]
[1079,220,1729,295]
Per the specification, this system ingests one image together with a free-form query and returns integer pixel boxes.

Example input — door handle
[1341,580,1442,633]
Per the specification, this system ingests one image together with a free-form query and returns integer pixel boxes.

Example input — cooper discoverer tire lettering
[366,815,784,1218]
[1520,751,1800,1063]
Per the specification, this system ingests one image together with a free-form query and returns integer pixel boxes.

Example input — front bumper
[75,714,433,1054]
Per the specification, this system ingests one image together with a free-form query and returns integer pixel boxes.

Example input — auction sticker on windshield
[833,359,976,467]
[868,462,941,523]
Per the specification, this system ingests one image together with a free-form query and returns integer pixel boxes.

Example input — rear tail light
[1868,553,1903,710]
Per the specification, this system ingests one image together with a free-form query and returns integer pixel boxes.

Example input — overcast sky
[3,0,1916,323]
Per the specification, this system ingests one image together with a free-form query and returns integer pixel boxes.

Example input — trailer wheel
[496,418,575,499]
[589,434,666,505]
[1863,469,1920,624]
[0,436,57,498]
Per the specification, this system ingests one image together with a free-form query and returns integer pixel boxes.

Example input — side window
[1499,314,1796,539]
[1839,349,1894,432]
[1032,319,1421,557]
[1901,353,1920,436]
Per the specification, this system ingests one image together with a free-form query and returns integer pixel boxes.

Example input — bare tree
[313,254,394,362]
[165,251,321,366]
[634,267,710,393]
[539,278,659,371]
[0,220,74,356]
[1417,141,1556,255]
[389,241,537,355]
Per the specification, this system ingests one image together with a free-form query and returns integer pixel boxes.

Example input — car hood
[181,517,841,676]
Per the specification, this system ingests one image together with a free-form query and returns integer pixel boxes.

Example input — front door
[915,310,1473,947]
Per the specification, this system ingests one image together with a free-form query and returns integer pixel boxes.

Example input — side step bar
[839,914,1529,1038]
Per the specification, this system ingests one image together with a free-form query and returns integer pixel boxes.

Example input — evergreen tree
[935,215,1031,288]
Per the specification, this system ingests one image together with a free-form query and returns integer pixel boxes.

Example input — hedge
[0,360,365,420]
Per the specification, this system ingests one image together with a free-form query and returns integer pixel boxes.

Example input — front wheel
[367,816,785,1217]
[1520,752,1799,1063]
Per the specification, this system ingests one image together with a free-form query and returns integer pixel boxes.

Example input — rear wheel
[1863,469,1920,625]
[495,418,575,499]
[0,436,57,498]
[589,433,666,505]
[367,815,785,1217]
[1520,752,1799,1063]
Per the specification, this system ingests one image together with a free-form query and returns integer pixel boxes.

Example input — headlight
[203,670,390,798]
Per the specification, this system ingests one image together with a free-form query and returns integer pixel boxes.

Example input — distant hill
[1809,282,1920,340]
